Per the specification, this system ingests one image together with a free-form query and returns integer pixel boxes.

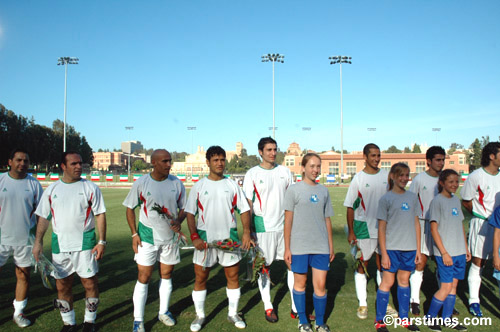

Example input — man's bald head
[151,149,170,162]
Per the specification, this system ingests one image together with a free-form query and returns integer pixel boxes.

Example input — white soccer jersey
[0,173,43,246]
[242,165,292,233]
[185,177,250,243]
[408,171,439,220]
[123,174,186,245]
[343,169,388,238]
[461,168,500,220]
[35,179,106,253]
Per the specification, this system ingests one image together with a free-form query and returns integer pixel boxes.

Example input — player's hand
[241,232,253,251]
[170,220,181,233]
[250,232,257,242]
[132,235,142,254]
[347,231,357,244]
[381,254,390,270]
[284,249,292,270]
[32,242,42,262]
[329,248,335,262]
[92,244,106,260]
[193,238,206,251]
[466,250,472,263]
[443,253,453,266]
[493,255,500,271]
[415,252,422,265]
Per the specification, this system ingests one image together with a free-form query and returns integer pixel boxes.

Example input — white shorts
[256,231,284,265]
[134,242,180,266]
[0,245,32,268]
[52,250,98,279]
[358,238,378,261]
[420,219,434,256]
[193,248,241,268]
[468,217,493,259]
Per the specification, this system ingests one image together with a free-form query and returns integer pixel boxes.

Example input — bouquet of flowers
[344,225,369,276]
[151,202,188,247]
[31,253,56,290]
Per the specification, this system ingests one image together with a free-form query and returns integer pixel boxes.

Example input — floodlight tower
[57,57,79,152]
[125,126,134,177]
[432,128,441,145]
[261,53,284,139]
[329,55,352,182]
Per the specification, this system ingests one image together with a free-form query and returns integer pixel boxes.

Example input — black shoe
[428,325,442,332]
[374,320,389,332]
[60,325,77,332]
[452,307,460,316]
[83,322,98,332]
[265,309,278,323]
[410,302,420,316]
[405,324,420,331]
[445,322,467,331]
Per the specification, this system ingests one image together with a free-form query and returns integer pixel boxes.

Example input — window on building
[459,157,465,165]
[329,162,339,175]
[346,161,357,175]
[381,161,391,172]
[415,161,426,173]
[285,157,295,167]
[449,161,455,165]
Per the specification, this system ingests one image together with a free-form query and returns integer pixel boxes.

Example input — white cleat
[13,314,31,328]
[190,316,205,332]
[228,313,246,329]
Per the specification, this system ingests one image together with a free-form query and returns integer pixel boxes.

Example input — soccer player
[461,142,500,317]
[242,137,294,323]
[408,146,445,315]
[185,146,252,332]
[33,151,107,332]
[0,148,43,328]
[344,144,394,319]
[123,149,186,332]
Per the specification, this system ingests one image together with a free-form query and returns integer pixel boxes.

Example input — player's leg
[256,232,279,322]
[311,254,329,330]
[376,249,398,318]
[157,244,180,326]
[77,250,100,332]
[291,254,311,329]
[354,238,376,319]
[376,271,394,322]
[224,263,246,328]
[52,252,77,329]
[190,248,214,332]
[410,220,429,315]
[12,245,33,327]
[396,270,411,321]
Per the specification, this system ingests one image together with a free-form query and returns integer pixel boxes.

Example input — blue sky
[1,0,499,156]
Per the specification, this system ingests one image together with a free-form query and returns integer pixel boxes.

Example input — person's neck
[151,171,167,181]
[260,161,275,170]
[391,186,405,194]
[62,175,79,183]
[363,166,379,174]
[303,177,317,186]
[8,170,26,180]
[440,190,452,198]
[426,168,439,177]
[484,164,499,176]
[208,173,224,181]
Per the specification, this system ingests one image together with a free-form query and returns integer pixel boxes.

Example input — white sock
[159,278,173,314]
[468,263,483,304]
[287,270,297,312]
[258,270,273,310]
[133,281,148,321]
[226,288,241,316]
[61,310,76,325]
[84,298,99,323]
[410,270,424,303]
[377,270,382,287]
[13,298,27,316]
[192,289,207,318]
[354,272,368,307]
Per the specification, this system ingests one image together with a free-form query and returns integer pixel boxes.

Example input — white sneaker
[132,321,145,332]
[158,311,176,326]
[227,313,246,329]
[13,314,31,328]
[190,316,205,332]
[357,306,368,319]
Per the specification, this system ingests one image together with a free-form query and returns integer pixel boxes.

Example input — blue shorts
[382,250,416,273]
[435,254,466,283]
[291,254,330,273]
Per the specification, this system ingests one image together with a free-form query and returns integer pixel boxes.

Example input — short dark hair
[61,150,81,166]
[426,146,446,160]
[258,137,277,152]
[363,143,380,156]
[481,142,500,167]
[9,148,29,160]
[206,146,226,161]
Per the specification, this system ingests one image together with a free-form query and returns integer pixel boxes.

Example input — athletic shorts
[419,219,433,256]
[382,250,416,273]
[291,254,330,273]
[134,242,180,266]
[256,231,284,265]
[193,248,241,268]
[468,217,493,259]
[435,254,466,283]
[358,238,379,261]
[0,245,32,268]
[52,250,98,279]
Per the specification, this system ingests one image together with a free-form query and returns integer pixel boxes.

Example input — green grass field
[1,187,499,331]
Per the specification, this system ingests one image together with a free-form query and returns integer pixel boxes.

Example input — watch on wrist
[98,240,107,246]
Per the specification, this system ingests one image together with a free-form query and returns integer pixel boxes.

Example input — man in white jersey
[408,146,445,315]
[461,142,500,317]
[33,151,107,332]
[123,149,186,332]
[0,149,43,328]
[344,143,395,319]
[242,137,293,323]
[185,146,252,332]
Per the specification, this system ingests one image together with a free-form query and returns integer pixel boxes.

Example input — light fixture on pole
[57,57,79,152]
[262,53,284,139]
[329,55,352,182]
[125,126,134,177]
[302,127,311,151]
[367,127,377,142]
[432,128,441,145]
[187,127,197,154]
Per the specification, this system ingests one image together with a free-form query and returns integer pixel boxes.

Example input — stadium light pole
[262,53,284,139]
[367,127,377,142]
[187,126,197,154]
[432,128,441,145]
[57,57,79,152]
[329,55,352,182]
[302,127,311,151]
[125,126,134,177]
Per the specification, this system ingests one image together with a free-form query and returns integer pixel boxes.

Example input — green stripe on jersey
[138,222,154,245]
[253,215,266,233]
[353,197,362,211]
[82,228,97,251]
[472,212,487,220]
[353,219,370,239]
[197,228,239,242]
[52,232,60,254]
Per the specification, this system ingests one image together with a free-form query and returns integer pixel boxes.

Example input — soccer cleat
[427,324,442,332]
[265,309,278,323]
[452,307,460,316]
[158,311,176,326]
[410,302,420,316]
[315,324,331,332]
[83,322,97,332]
[468,303,483,317]
[374,320,389,332]
[445,321,467,331]
[60,325,78,332]
[227,313,246,329]
[132,321,145,332]
[386,304,398,318]
[402,323,420,331]
[13,313,31,328]
[299,323,313,332]
[357,306,368,319]
[190,316,205,332]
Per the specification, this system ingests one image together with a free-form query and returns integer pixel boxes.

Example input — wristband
[190,233,200,241]
[132,233,138,238]
[98,240,107,246]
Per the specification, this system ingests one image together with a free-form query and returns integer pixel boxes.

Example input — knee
[15,267,30,282]
[138,270,152,284]
[81,277,98,292]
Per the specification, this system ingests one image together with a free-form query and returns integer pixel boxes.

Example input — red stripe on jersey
[49,195,56,225]
[140,192,148,217]
[231,193,237,214]
[253,183,262,210]
[478,185,487,213]
[84,193,93,226]
[197,193,205,223]
[417,193,424,216]
[357,191,366,211]
[177,192,182,204]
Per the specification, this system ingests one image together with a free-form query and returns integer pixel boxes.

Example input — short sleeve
[324,188,335,218]
[91,185,106,215]
[376,195,389,222]
[460,173,476,201]
[177,182,187,210]
[284,185,296,212]
[242,171,254,201]
[489,206,500,229]
[35,188,52,220]
[185,182,200,215]
[428,198,440,224]
[413,194,422,217]
[123,181,141,209]
[235,183,250,214]
[343,177,359,208]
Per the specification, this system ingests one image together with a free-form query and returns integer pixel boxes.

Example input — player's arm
[461,199,473,215]
[187,213,205,250]
[346,207,356,243]
[430,220,452,266]
[414,215,421,265]
[284,210,293,269]
[170,209,186,233]
[378,219,390,269]
[492,227,500,271]
[32,216,50,262]
[240,210,252,250]
[92,213,107,260]
[126,207,141,253]
[464,224,471,262]
[326,216,335,262]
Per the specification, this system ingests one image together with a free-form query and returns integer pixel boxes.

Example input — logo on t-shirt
[310,195,319,203]
[204,191,208,195]
[147,192,152,196]
[53,194,58,199]
[2,188,7,192]
[423,186,427,190]
[260,180,264,184]
[365,184,370,187]
[401,203,410,211]
[452,208,459,216]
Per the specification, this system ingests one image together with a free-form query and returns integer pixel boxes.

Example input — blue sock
[313,293,327,326]
[442,294,456,319]
[426,296,444,318]
[397,286,410,319]
[376,289,390,322]
[293,289,307,325]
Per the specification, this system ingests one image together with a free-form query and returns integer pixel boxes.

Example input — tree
[412,144,422,153]
[403,146,411,153]
[467,136,489,171]
[132,159,149,171]
[385,145,402,153]
[448,142,464,154]
[276,149,285,165]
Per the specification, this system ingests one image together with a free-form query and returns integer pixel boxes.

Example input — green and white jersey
[343,169,388,239]
[122,174,186,245]
[0,173,43,246]
[35,179,106,253]
[408,171,439,220]
[461,168,500,220]
[185,177,250,243]
[242,164,293,233]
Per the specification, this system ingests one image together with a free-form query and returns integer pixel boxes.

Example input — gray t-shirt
[429,194,466,257]
[284,181,335,255]
[377,190,421,251]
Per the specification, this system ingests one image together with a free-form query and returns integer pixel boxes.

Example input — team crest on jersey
[401,203,410,211]
[2,188,7,192]
[204,191,208,195]
[260,180,264,184]
[423,186,427,190]
[53,194,58,199]
[452,208,459,216]
[147,192,152,196]
[310,194,319,203]
[365,184,370,187]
